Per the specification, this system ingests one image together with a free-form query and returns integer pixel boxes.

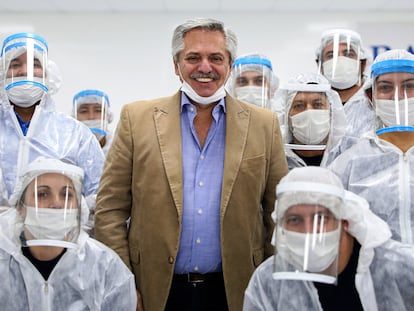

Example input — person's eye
[36,190,49,199]
[9,62,20,69]
[254,77,264,85]
[292,102,305,112]
[184,55,200,63]
[235,77,248,86]
[285,215,302,226]
[402,82,414,91]
[313,101,326,109]
[324,52,333,60]
[34,61,42,68]
[344,50,357,59]
[377,84,393,93]
[209,55,224,64]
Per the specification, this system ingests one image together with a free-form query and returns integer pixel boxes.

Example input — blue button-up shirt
[174,93,226,274]
[15,111,30,136]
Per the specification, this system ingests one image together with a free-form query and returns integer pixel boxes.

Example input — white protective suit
[329,132,414,244]
[276,73,348,169]
[243,166,414,311]
[0,208,137,311]
[0,59,105,199]
[342,79,375,139]
[328,49,414,244]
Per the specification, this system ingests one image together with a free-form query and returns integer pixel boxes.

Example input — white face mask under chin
[81,119,107,141]
[290,109,331,145]
[281,227,340,272]
[234,86,268,107]
[375,97,414,127]
[181,81,226,106]
[7,83,45,108]
[322,57,360,90]
[24,206,78,241]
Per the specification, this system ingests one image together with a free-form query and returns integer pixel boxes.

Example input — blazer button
[168,256,174,264]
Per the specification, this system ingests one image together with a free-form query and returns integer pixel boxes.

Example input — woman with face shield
[243,166,414,311]
[315,28,375,140]
[0,157,137,310]
[329,49,414,244]
[227,53,279,110]
[278,73,347,169]
[0,32,104,235]
[72,89,113,155]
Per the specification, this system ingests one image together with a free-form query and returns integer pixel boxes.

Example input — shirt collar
[180,92,226,114]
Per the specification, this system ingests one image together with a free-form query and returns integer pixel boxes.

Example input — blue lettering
[370,45,391,59]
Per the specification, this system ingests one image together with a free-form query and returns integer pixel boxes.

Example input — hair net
[278,72,346,149]
[275,166,344,220]
[9,157,84,208]
[226,52,279,96]
[315,28,364,62]
[46,59,62,95]
[371,49,414,78]
[72,89,113,123]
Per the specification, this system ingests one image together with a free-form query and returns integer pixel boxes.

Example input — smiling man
[94,17,288,311]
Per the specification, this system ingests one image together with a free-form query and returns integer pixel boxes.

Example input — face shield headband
[232,57,273,71]
[2,33,49,93]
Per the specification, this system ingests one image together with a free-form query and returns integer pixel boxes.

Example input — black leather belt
[173,272,223,283]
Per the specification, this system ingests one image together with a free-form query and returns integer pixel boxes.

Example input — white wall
[0,11,413,129]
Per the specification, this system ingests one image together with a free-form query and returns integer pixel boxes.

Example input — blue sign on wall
[370,45,414,59]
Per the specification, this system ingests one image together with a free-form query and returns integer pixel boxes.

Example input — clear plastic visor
[373,72,414,133]
[231,58,272,109]
[74,93,109,139]
[318,32,362,87]
[2,35,48,92]
[286,90,331,149]
[18,173,81,248]
[273,203,341,284]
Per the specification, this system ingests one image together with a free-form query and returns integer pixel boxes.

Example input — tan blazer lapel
[153,92,183,218]
[221,95,250,216]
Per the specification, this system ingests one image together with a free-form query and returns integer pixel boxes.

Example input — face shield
[12,158,84,249]
[1,33,48,107]
[285,82,332,150]
[231,56,273,109]
[73,89,111,142]
[317,29,362,90]
[371,56,414,134]
[273,181,344,284]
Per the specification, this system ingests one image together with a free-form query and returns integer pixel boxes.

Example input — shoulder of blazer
[122,91,182,114]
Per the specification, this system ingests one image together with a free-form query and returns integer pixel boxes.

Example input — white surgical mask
[24,206,78,241]
[181,81,226,106]
[375,97,414,127]
[6,80,45,107]
[290,109,330,144]
[282,227,340,272]
[322,57,360,89]
[234,86,268,107]
[81,119,107,141]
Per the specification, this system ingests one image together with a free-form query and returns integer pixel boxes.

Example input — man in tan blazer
[95,17,288,311]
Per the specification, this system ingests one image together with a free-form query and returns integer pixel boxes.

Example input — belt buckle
[187,273,204,284]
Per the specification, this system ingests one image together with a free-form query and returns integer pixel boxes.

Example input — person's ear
[342,219,349,232]
[360,59,367,78]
